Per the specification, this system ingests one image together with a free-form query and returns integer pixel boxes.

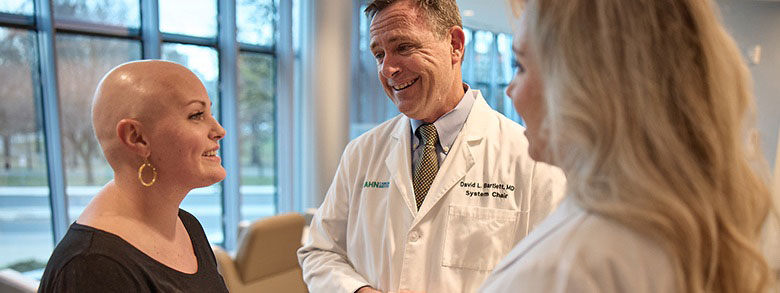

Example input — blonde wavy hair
[514,0,773,291]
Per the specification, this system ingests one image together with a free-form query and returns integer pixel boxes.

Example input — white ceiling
[457,0,780,34]
[457,0,514,34]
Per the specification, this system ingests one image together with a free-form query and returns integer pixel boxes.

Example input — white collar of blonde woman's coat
[488,196,583,276]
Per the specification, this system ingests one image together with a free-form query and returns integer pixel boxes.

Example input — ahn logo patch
[363,181,390,188]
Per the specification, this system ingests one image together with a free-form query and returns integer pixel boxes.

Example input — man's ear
[449,26,466,65]
[116,119,150,157]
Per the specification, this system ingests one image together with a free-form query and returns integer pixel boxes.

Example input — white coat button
[409,231,420,242]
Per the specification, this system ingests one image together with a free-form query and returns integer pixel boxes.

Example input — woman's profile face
[507,19,550,163]
[147,77,227,189]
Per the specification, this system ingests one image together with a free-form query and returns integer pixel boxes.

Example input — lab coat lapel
[413,135,477,222]
[385,118,418,216]
[414,92,493,221]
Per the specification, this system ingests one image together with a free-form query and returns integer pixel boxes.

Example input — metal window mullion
[298,0,315,209]
[161,33,216,47]
[276,0,294,213]
[0,12,35,28]
[238,42,274,54]
[348,0,360,139]
[217,0,240,251]
[35,0,69,243]
[54,19,138,38]
[489,33,500,111]
[141,0,161,59]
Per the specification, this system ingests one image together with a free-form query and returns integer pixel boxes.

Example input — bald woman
[38,60,229,292]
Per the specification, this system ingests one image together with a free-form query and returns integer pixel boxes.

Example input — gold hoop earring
[138,157,157,187]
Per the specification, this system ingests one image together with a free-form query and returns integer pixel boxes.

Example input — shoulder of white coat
[343,113,406,155]
[476,107,529,149]
[525,212,676,291]
[486,109,565,181]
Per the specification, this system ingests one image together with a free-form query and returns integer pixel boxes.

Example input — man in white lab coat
[297,0,566,292]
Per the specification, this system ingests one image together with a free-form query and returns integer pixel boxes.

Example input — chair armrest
[213,246,242,292]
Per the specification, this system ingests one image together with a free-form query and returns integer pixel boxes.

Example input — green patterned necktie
[413,123,439,210]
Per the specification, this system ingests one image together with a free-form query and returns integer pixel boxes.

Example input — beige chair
[214,213,308,293]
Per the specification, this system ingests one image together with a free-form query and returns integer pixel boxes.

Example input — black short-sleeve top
[38,209,229,293]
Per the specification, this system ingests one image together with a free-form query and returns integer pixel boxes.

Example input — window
[237,0,278,222]
[237,0,275,46]
[159,0,217,38]
[238,52,276,222]
[161,42,224,243]
[463,30,521,124]
[53,0,140,28]
[56,34,142,221]
[0,0,33,15]
[0,0,288,278]
[350,3,399,139]
[0,27,52,278]
[161,43,220,118]
[472,30,494,106]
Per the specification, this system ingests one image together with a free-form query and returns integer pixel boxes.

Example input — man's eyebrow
[369,35,407,51]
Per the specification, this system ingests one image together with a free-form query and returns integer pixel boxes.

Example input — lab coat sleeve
[527,162,567,231]
[297,146,371,293]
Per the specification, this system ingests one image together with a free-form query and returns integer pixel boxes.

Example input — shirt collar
[410,84,476,154]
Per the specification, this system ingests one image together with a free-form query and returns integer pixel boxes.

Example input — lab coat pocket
[441,205,524,271]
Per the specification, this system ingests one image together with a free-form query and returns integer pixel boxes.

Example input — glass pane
[464,27,472,47]
[462,27,474,86]
[159,0,217,38]
[237,0,275,46]
[0,28,53,278]
[359,3,369,52]
[0,0,33,15]
[53,0,140,28]
[473,30,494,84]
[496,33,513,84]
[161,43,223,244]
[161,43,220,119]
[292,0,300,52]
[238,53,276,221]
[56,34,141,221]
[350,4,399,139]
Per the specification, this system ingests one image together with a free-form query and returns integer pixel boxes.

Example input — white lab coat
[298,90,566,293]
[479,197,676,292]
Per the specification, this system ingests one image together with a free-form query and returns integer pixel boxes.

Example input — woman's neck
[78,177,189,239]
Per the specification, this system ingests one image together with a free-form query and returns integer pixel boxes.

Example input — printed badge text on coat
[363,181,390,188]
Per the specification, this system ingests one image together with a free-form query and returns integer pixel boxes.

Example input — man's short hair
[364,0,462,39]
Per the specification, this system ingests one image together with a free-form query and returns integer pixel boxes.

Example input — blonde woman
[480,0,773,292]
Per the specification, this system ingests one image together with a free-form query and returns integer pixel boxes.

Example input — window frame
[0,0,288,259]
